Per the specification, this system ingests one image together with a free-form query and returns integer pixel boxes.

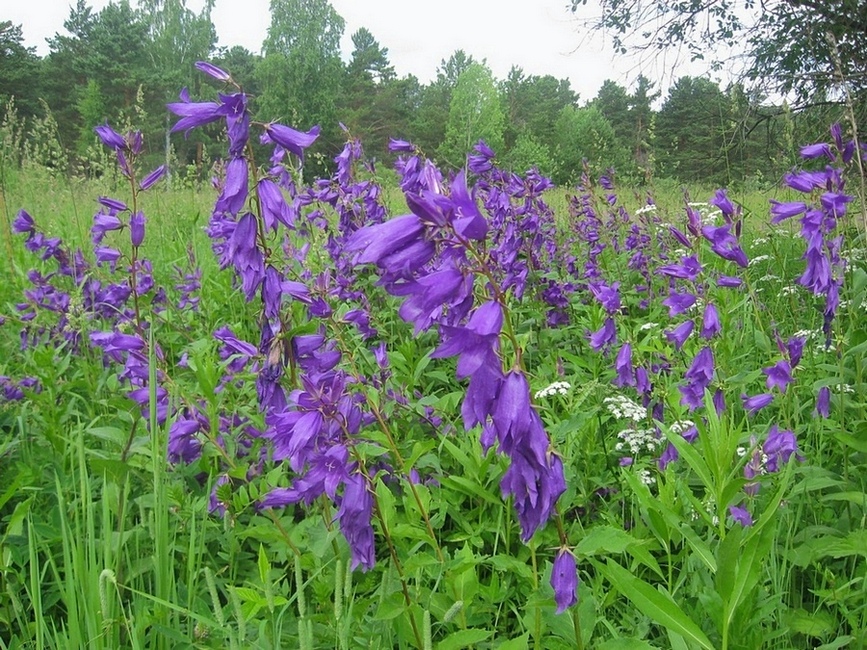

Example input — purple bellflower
[551,549,579,613]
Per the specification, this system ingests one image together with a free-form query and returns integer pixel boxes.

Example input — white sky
[7,0,719,101]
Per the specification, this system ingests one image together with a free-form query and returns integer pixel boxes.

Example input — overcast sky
[8,0,717,101]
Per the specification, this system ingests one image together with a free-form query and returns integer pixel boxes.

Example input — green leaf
[598,640,658,650]
[575,525,638,555]
[496,633,530,649]
[374,592,406,620]
[257,544,270,586]
[438,476,501,507]
[600,559,714,650]
[436,629,492,650]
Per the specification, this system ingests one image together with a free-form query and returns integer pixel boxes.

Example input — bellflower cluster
[740,425,803,505]
[172,64,386,571]
[346,147,567,545]
[770,124,856,338]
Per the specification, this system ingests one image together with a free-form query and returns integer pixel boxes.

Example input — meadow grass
[1,153,866,650]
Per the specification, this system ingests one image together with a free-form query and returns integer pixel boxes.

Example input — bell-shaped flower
[763,360,793,393]
[665,320,694,350]
[195,60,232,82]
[551,549,579,613]
[450,170,488,240]
[261,122,321,159]
[700,303,721,339]
[336,472,375,571]
[168,89,225,135]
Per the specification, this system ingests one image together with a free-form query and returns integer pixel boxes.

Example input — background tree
[571,0,867,119]
[44,1,153,157]
[501,67,578,156]
[654,76,734,184]
[139,0,217,174]
[0,22,43,122]
[341,27,402,160]
[258,0,346,174]
[552,104,629,184]
[439,62,505,167]
[410,50,474,157]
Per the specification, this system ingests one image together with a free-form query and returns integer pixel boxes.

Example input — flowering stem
[126,171,143,334]
[330,319,445,564]
[364,466,425,649]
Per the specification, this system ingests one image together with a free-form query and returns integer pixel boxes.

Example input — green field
[1,122,866,650]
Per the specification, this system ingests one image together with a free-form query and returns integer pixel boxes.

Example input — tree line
[0,0,857,187]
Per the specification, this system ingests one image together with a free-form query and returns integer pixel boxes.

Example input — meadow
[0,64,866,649]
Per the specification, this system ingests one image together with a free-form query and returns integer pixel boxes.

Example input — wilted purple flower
[551,549,578,613]
[816,386,831,418]
[763,360,793,393]
[742,392,774,415]
[729,506,753,527]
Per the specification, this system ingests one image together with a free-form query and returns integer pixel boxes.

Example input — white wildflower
[535,381,572,400]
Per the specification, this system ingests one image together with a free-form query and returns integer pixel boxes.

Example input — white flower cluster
[635,204,658,216]
[669,420,695,436]
[758,274,781,283]
[751,237,769,249]
[781,285,799,296]
[687,202,723,225]
[615,427,661,456]
[842,247,867,263]
[638,321,659,331]
[748,254,771,267]
[637,468,656,486]
[535,381,571,400]
[604,395,647,421]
